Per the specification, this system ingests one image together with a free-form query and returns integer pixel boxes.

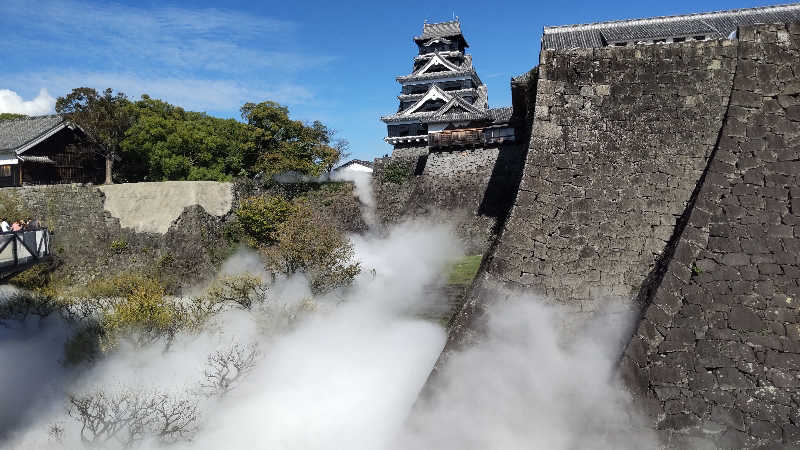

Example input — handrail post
[12,232,17,266]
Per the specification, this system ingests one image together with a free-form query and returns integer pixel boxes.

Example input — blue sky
[0,0,781,160]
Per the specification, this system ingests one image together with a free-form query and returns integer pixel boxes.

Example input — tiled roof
[542,3,800,49]
[19,155,56,164]
[381,106,513,125]
[397,68,479,83]
[488,107,513,124]
[0,115,66,152]
[398,88,479,102]
[415,21,462,41]
[336,159,374,169]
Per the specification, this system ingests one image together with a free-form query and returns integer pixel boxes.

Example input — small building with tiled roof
[381,20,518,152]
[333,159,374,174]
[0,115,104,187]
[542,3,800,49]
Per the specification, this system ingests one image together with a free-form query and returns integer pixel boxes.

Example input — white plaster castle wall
[99,181,233,234]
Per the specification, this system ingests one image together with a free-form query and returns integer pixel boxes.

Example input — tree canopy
[55,88,347,183]
[0,113,26,121]
[56,88,134,184]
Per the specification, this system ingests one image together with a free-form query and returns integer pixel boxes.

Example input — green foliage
[262,200,360,294]
[382,160,413,184]
[110,239,128,254]
[53,87,348,183]
[100,279,176,351]
[56,87,134,184]
[202,274,264,310]
[157,252,174,269]
[0,113,26,121]
[76,272,157,299]
[0,190,31,222]
[117,96,255,182]
[447,255,483,286]
[235,195,296,244]
[241,101,343,177]
[9,264,52,292]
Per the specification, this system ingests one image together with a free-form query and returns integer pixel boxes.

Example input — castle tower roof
[414,20,469,47]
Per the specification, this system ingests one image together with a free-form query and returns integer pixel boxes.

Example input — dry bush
[202,274,267,310]
[200,343,260,397]
[262,200,360,294]
[67,389,198,448]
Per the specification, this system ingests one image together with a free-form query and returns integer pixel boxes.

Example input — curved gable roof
[0,115,67,153]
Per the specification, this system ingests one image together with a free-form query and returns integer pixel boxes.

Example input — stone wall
[434,22,800,450]
[620,23,800,449]
[3,183,232,288]
[489,39,738,311]
[3,179,368,289]
[374,144,525,254]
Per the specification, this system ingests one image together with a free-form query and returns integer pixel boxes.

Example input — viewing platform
[0,229,51,281]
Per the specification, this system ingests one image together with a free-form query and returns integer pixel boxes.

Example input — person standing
[0,218,9,233]
[11,221,21,232]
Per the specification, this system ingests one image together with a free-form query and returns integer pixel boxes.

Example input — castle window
[673,37,686,42]
[693,35,706,41]
[614,42,627,46]
[653,39,666,44]
[0,165,11,177]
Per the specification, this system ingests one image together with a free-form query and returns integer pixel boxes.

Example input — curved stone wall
[621,23,800,448]
[490,40,737,311]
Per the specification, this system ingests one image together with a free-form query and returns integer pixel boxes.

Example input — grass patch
[446,254,482,286]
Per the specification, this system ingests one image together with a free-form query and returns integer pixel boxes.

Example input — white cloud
[0,73,314,114]
[0,89,55,115]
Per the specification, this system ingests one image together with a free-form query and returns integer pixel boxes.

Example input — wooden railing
[428,127,516,149]
[0,229,51,279]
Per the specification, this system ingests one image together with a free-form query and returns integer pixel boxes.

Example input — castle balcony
[428,126,516,150]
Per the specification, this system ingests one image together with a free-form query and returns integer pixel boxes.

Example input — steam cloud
[0,221,654,449]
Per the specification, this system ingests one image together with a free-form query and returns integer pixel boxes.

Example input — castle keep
[381,20,516,153]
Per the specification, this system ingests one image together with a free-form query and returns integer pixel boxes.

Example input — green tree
[0,113,26,121]
[56,88,134,184]
[235,195,296,244]
[240,102,343,177]
[118,95,257,182]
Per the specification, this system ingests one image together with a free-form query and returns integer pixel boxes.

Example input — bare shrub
[67,389,198,448]
[200,343,260,397]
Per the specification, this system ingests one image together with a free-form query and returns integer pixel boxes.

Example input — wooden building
[0,115,104,187]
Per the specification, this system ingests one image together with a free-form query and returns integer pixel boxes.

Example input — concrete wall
[621,23,800,449]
